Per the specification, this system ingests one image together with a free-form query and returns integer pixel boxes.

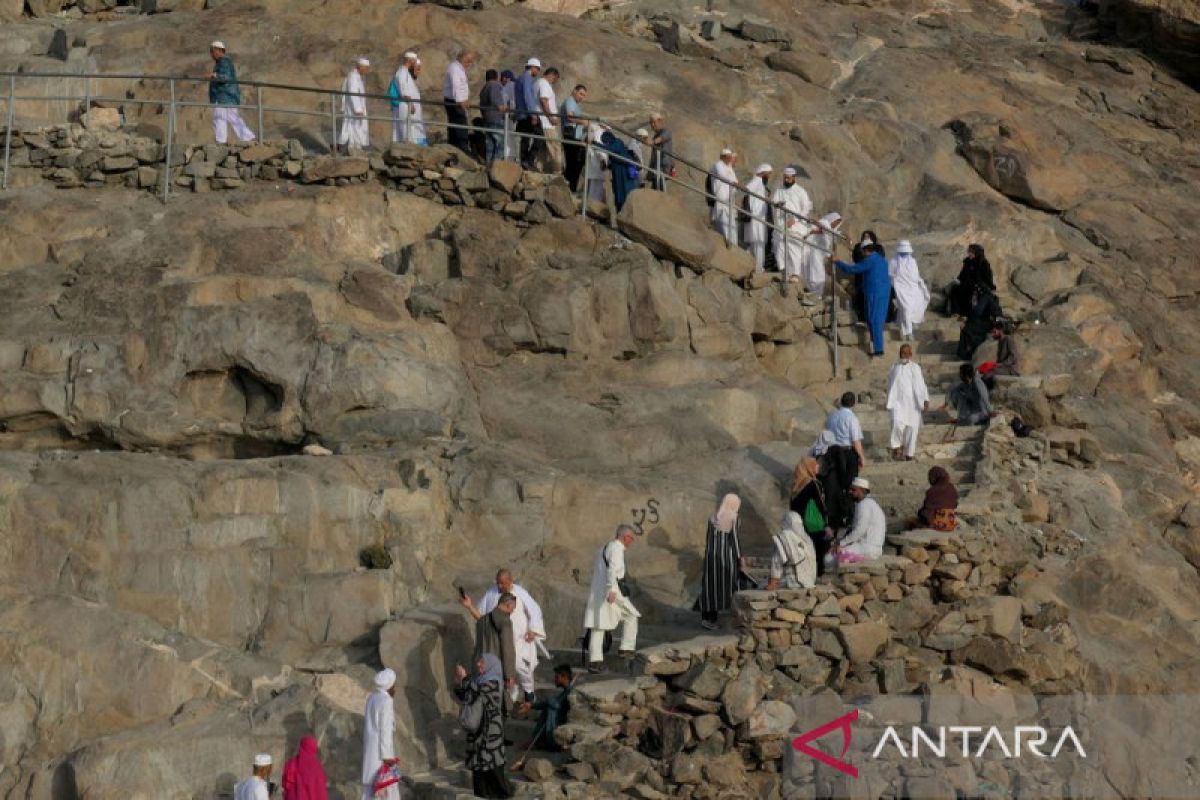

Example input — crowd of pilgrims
[210,41,1029,800]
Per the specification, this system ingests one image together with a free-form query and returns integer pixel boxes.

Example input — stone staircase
[406,311,986,797]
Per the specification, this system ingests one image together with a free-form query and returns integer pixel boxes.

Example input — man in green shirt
[206,41,256,144]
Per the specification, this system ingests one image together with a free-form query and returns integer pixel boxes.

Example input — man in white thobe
[586,125,609,206]
[802,211,841,297]
[889,239,929,340]
[771,167,813,282]
[391,51,425,145]
[886,343,930,461]
[361,668,399,800]
[339,57,371,152]
[742,163,772,272]
[583,525,640,674]
[460,568,547,705]
[837,478,886,560]
[709,147,739,245]
[233,754,272,800]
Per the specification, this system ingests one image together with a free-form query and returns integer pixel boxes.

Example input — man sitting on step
[943,363,994,426]
[834,477,886,565]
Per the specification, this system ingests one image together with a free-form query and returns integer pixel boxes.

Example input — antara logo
[790,709,1087,777]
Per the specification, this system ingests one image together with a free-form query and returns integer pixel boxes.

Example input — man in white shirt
[442,48,475,152]
[534,66,562,172]
[233,754,273,800]
[583,525,640,674]
[391,51,425,145]
[708,147,739,245]
[836,477,887,561]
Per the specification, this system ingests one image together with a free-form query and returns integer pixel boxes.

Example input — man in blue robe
[836,243,891,357]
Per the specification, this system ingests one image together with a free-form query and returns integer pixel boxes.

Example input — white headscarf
[712,493,741,534]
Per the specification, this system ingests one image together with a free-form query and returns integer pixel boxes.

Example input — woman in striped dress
[698,493,745,630]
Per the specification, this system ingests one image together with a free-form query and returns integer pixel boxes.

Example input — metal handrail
[0,69,850,374]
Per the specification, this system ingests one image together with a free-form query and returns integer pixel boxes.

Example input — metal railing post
[2,76,14,191]
[653,147,661,191]
[580,136,591,219]
[831,240,839,377]
[329,92,337,154]
[256,85,264,140]
[161,78,174,201]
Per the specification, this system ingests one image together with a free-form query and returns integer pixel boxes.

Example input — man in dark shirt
[478,69,508,165]
[206,41,256,144]
[648,112,674,190]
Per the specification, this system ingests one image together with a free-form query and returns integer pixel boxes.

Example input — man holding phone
[459,569,547,706]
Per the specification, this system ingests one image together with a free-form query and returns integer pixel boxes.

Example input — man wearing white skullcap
[361,668,400,799]
[233,753,272,800]
[742,163,773,272]
[771,166,813,284]
[206,40,256,144]
[836,477,886,563]
[390,51,425,145]
[338,57,371,152]
[707,147,739,245]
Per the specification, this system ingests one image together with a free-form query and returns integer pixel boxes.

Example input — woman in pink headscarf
[282,735,328,800]
[697,493,746,630]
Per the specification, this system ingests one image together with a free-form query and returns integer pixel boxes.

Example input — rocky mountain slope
[0,0,1198,796]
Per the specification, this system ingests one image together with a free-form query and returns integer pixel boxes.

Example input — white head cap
[403,51,418,61]
[356,57,370,67]
[755,163,772,175]
[896,240,913,254]
[211,40,226,50]
[635,128,650,137]
[526,57,542,68]
[782,167,797,177]
[720,147,734,156]
[374,668,397,689]
[851,477,870,490]
[253,754,273,767]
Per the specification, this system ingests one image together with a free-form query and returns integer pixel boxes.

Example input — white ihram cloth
[586,126,608,204]
[889,252,930,337]
[392,66,425,144]
[770,512,816,589]
[802,212,840,295]
[886,360,929,458]
[771,182,813,279]
[583,539,639,662]
[840,496,886,559]
[709,159,738,243]
[479,584,546,698]
[361,688,399,800]
[212,107,255,144]
[233,777,269,800]
[339,69,370,149]
[742,175,770,272]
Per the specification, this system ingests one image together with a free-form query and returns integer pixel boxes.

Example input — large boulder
[616,190,751,279]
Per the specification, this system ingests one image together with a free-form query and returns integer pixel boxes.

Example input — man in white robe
[391,52,425,145]
[339,57,371,152]
[461,568,547,705]
[583,525,640,673]
[742,163,772,272]
[802,211,841,296]
[586,125,609,206]
[837,478,886,561]
[709,147,739,245]
[361,668,399,800]
[233,754,272,800]
[886,343,929,461]
[889,239,929,340]
[771,167,813,282]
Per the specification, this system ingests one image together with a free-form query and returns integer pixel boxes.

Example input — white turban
[782,167,797,177]
[253,754,273,767]
[374,668,396,689]
[403,51,418,61]
[356,57,370,67]
[755,163,772,175]
[851,477,870,490]
[526,57,542,68]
